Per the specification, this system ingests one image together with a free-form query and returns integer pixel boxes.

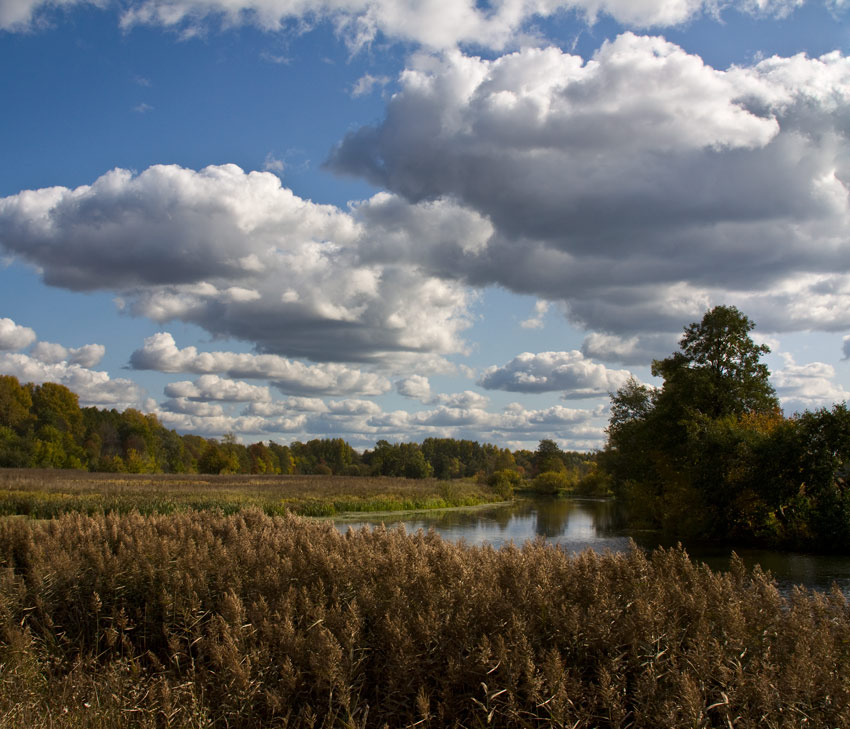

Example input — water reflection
[335,498,633,551]
[334,497,850,595]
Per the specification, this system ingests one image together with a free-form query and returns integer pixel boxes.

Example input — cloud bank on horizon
[0,0,849,449]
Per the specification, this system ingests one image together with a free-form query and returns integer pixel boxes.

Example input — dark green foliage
[0,510,848,728]
[603,306,850,550]
[362,440,433,478]
[652,304,778,420]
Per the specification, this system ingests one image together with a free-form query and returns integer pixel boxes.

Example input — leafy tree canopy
[652,305,778,419]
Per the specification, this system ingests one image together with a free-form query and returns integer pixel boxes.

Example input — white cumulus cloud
[479,351,634,398]
[163,374,272,402]
[0,164,472,364]
[0,317,36,351]
[130,332,392,396]
[30,341,106,367]
[329,38,850,342]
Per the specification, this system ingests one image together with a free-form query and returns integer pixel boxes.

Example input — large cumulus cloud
[0,164,472,365]
[330,35,850,344]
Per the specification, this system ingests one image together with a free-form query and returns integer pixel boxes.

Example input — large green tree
[651,305,778,419]
[603,306,783,539]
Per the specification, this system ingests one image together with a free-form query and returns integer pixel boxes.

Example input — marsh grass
[0,469,494,519]
[0,509,848,728]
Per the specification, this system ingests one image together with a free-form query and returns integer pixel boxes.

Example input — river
[334,496,850,595]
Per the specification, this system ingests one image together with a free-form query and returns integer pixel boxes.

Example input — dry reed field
[0,469,494,518]
[0,509,847,728]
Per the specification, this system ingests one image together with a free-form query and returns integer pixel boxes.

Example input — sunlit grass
[0,468,497,518]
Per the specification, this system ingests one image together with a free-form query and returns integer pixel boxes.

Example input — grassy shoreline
[0,468,498,519]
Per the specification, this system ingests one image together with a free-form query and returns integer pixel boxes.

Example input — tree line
[0,374,594,486]
[600,305,850,551]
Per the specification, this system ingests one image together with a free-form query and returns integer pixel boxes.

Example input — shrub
[487,469,521,499]
[533,469,574,494]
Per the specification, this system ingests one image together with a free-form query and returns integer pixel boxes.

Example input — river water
[334,497,850,596]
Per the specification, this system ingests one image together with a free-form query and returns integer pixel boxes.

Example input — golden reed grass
[0,510,847,728]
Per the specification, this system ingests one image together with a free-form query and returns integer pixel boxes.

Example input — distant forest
[0,374,594,483]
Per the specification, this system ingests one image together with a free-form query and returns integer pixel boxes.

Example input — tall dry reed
[0,510,847,728]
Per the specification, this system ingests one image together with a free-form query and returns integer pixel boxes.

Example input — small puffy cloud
[163,374,272,402]
[130,332,391,396]
[30,341,105,368]
[351,73,390,98]
[161,397,226,417]
[432,390,490,409]
[0,163,472,364]
[262,153,285,173]
[0,318,36,351]
[772,357,850,410]
[327,398,382,416]
[396,375,488,408]
[153,409,306,436]
[521,301,549,330]
[247,398,329,415]
[581,332,679,365]
[479,351,633,398]
[396,374,431,400]
[0,352,144,409]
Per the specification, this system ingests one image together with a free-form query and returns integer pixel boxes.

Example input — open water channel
[334,496,850,596]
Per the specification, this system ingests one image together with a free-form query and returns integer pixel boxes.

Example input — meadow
[0,508,847,728]
[0,469,495,518]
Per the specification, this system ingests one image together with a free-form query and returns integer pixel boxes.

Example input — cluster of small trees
[601,306,850,551]
[0,374,593,487]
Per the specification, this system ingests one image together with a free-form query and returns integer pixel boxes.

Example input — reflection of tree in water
[393,502,519,531]
[533,498,575,537]
[337,497,628,540]
[588,498,629,534]
[531,498,627,538]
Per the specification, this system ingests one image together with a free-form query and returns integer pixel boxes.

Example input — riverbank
[0,468,498,518]
[1,509,847,728]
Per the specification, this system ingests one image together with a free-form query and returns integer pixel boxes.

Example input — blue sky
[1,0,850,451]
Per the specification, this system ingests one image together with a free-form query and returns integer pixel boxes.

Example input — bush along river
[334,496,850,596]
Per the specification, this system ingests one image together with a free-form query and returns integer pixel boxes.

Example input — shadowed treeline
[1,510,848,728]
